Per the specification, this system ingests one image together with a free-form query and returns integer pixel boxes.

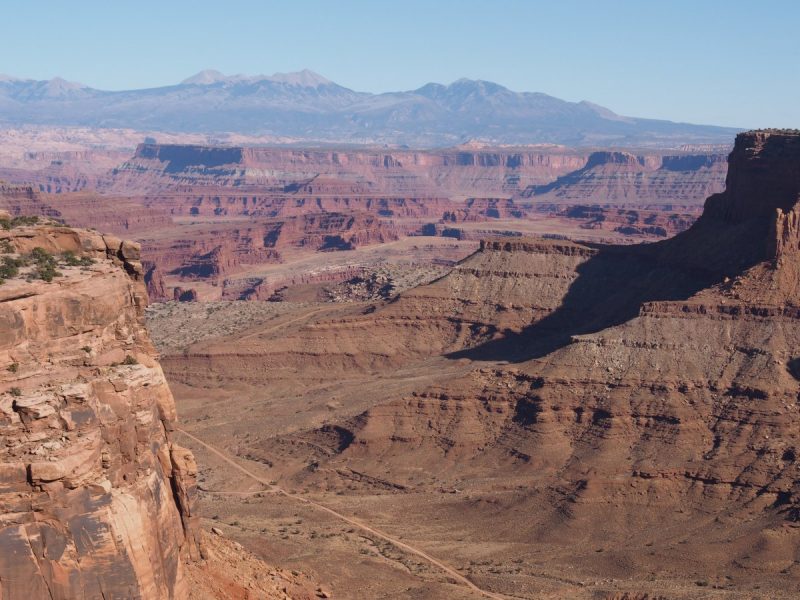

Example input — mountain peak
[181,69,230,85]
[47,76,87,90]
[181,69,332,87]
[267,69,332,87]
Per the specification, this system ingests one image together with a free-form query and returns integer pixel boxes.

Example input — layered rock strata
[0,223,198,599]
[165,130,800,596]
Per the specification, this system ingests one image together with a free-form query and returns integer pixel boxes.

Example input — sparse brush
[9,387,21,397]
[122,354,138,365]
[1,216,39,230]
[0,256,24,280]
[7,363,18,373]
[61,251,81,266]
[30,247,61,282]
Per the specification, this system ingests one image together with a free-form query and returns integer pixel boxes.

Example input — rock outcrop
[0,223,198,599]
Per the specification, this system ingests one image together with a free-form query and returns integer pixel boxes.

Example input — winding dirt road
[176,427,506,600]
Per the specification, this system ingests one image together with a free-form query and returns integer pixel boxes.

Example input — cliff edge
[0,219,198,599]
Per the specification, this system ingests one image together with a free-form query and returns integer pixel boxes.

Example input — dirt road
[176,427,506,600]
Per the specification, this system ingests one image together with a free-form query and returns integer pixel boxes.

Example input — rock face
[0,185,172,234]
[522,150,729,202]
[0,224,198,599]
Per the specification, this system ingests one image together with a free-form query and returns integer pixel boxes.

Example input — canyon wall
[0,222,198,599]
[108,143,728,202]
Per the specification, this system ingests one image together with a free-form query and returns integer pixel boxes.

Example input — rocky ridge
[110,143,728,203]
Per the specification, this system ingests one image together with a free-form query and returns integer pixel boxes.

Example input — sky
[1,0,798,128]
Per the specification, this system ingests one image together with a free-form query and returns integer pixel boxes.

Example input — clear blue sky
[2,0,798,128]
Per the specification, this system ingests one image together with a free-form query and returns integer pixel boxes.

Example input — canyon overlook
[148,130,800,598]
[3,0,797,596]
[4,128,800,597]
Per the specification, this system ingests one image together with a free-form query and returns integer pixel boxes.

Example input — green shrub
[1,216,39,230]
[0,256,24,280]
[31,247,54,263]
[62,251,81,266]
[30,247,60,282]
[122,354,138,365]
[13,216,38,227]
[9,387,21,397]
[37,264,61,282]
[7,363,18,373]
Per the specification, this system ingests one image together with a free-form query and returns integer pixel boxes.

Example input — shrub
[37,264,61,282]
[30,247,61,282]
[14,216,38,227]
[9,387,21,397]
[122,354,138,365]
[81,346,92,353]
[0,239,13,253]
[1,216,39,230]
[0,256,24,280]
[7,363,18,373]
[62,251,81,266]
[31,247,54,262]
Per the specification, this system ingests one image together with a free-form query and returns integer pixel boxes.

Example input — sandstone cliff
[0,222,199,599]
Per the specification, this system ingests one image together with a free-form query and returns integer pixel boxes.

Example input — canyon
[146,129,800,598]
[0,135,728,304]
[4,126,800,598]
[7,1,800,597]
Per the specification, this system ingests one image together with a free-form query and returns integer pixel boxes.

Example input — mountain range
[0,69,740,147]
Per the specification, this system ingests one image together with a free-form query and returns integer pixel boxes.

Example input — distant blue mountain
[0,70,740,147]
